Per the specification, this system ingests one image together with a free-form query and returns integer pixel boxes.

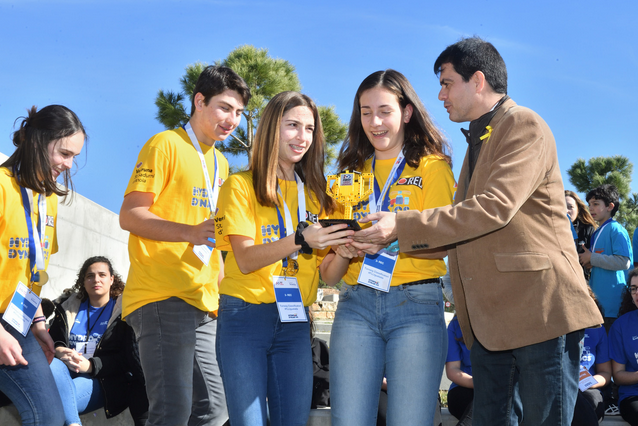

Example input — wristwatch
[295,221,313,254]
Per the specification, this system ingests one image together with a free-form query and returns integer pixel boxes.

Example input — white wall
[0,152,129,301]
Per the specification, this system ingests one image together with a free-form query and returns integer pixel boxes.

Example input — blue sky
[1,0,636,214]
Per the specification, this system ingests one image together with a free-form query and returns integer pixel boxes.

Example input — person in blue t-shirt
[572,289,611,426]
[579,184,633,330]
[48,256,148,426]
[610,269,638,426]
[445,316,473,425]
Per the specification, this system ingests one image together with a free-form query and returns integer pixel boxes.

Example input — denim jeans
[330,283,447,426]
[127,297,227,426]
[216,296,312,426]
[470,330,583,426]
[50,357,104,425]
[0,321,65,426]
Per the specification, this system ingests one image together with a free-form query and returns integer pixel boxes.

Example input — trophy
[320,171,374,231]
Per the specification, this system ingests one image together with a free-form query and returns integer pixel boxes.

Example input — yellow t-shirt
[215,171,327,306]
[122,127,229,318]
[340,155,455,286]
[0,167,58,312]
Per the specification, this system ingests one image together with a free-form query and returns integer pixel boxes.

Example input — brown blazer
[397,98,602,351]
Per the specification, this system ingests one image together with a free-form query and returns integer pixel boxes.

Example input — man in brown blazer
[355,37,602,425]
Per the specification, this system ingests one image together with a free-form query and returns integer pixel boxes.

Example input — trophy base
[319,219,361,231]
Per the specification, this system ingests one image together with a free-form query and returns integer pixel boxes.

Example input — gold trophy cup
[320,171,374,231]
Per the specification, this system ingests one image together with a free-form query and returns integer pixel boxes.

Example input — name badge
[578,365,598,392]
[193,236,216,266]
[357,252,398,292]
[76,341,97,358]
[2,282,41,336]
[273,276,307,322]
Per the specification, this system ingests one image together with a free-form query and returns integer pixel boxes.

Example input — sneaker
[605,403,620,416]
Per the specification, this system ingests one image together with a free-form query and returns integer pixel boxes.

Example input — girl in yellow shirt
[215,91,353,426]
[0,105,85,426]
[322,70,455,426]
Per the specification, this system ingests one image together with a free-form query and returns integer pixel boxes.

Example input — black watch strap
[295,222,313,255]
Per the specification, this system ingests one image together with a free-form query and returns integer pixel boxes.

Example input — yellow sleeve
[420,158,455,210]
[215,174,256,252]
[124,137,170,200]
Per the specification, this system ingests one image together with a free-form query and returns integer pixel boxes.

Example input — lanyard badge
[272,173,308,322]
[273,276,307,322]
[275,173,306,277]
[3,185,49,335]
[357,151,406,291]
[185,123,220,265]
[2,282,42,336]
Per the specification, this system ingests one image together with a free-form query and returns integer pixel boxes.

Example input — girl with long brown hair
[215,91,353,426]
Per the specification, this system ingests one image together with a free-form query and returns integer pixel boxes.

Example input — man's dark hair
[586,184,620,217]
[434,37,508,94]
[190,65,251,116]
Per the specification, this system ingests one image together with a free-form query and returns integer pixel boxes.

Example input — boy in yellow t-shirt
[120,66,250,426]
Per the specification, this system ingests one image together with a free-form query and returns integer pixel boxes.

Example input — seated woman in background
[565,190,597,281]
[48,256,148,426]
[445,315,473,426]
[610,269,638,426]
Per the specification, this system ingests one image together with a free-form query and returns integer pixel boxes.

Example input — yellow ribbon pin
[479,125,493,143]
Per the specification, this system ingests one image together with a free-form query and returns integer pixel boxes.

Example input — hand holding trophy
[320,170,374,231]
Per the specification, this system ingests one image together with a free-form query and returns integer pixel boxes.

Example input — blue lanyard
[370,155,407,213]
[18,185,42,283]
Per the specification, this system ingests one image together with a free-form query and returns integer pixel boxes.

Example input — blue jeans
[127,297,227,426]
[50,358,104,425]
[330,283,447,426]
[470,330,584,425]
[216,296,312,426]
[0,321,65,426]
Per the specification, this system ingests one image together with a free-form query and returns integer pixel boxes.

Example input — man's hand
[353,212,398,246]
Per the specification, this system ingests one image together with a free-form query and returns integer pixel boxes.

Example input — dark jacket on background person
[49,294,148,424]
[574,219,596,281]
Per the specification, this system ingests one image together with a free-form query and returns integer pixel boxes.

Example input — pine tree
[155,46,347,169]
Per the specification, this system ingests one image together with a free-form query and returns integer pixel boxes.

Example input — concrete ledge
[1,404,629,425]
[307,407,631,426]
